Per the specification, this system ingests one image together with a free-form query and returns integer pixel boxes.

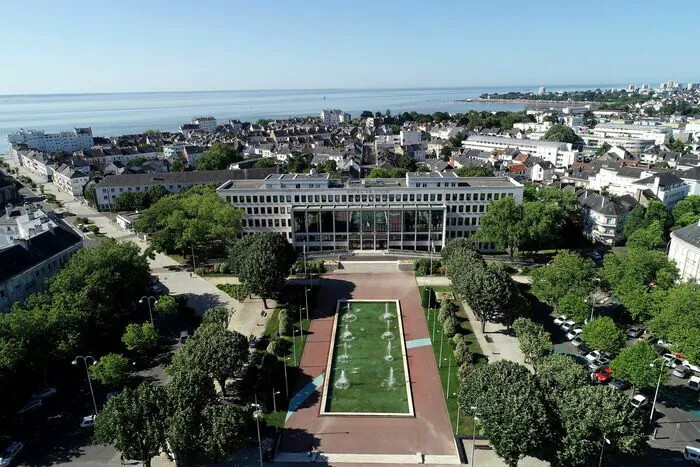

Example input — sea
[0,85,619,153]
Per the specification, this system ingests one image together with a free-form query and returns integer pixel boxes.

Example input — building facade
[7,128,93,153]
[461,135,575,168]
[668,221,700,283]
[320,109,349,126]
[217,172,524,252]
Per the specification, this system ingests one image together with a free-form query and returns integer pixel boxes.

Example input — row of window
[228,191,514,205]
[447,217,479,226]
[242,218,288,228]
[245,206,291,215]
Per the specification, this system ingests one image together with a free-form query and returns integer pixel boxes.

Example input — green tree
[669,137,690,154]
[315,159,337,174]
[644,200,672,235]
[252,157,277,168]
[542,124,580,144]
[627,220,665,250]
[93,383,169,467]
[285,154,311,173]
[459,361,552,467]
[595,142,612,156]
[623,205,647,239]
[360,110,373,119]
[89,353,131,388]
[169,323,249,397]
[467,264,522,332]
[200,404,249,462]
[122,323,159,353]
[114,191,143,211]
[582,111,598,128]
[455,166,494,177]
[512,318,553,369]
[672,195,700,225]
[201,306,232,328]
[610,341,663,393]
[530,251,596,317]
[646,283,700,363]
[229,233,297,308]
[170,160,184,172]
[581,317,625,354]
[477,197,525,257]
[154,295,178,316]
[537,354,588,393]
[195,142,242,170]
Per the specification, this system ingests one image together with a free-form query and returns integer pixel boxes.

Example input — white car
[31,387,56,400]
[688,376,700,392]
[0,442,23,467]
[553,315,568,326]
[566,327,583,340]
[571,336,585,348]
[682,360,700,374]
[587,357,610,372]
[630,394,648,409]
[561,319,577,332]
[586,350,605,362]
[80,414,96,428]
[663,353,683,369]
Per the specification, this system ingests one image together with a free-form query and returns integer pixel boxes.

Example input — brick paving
[279,272,457,460]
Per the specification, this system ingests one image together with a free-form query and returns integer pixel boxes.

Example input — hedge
[420,287,437,309]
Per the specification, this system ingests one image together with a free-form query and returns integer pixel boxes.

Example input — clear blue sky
[2,0,699,94]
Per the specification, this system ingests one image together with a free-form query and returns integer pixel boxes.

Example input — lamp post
[292,329,298,366]
[445,355,452,399]
[72,355,98,416]
[650,357,668,423]
[470,406,479,467]
[139,296,157,324]
[438,322,445,368]
[272,388,281,413]
[251,396,263,467]
[598,432,610,467]
[282,357,289,398]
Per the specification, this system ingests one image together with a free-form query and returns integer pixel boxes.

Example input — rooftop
[671,222,700,249]
[95,168,279,189]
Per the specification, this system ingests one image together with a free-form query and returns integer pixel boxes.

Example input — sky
[1,0,699,94]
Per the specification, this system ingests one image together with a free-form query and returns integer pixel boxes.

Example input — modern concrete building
[461,135,575,168]
[7,128,93,153]
[668,221,700,283]
[217,172,524,252]
[192,116,217,132]
[320,109,349,127]
[591,123,672,145]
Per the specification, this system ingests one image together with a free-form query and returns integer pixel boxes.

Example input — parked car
[553,315,568,326]
[663,353,683,369]
[626,325,645,339]
[591,368,612,384]
[561,319,577,332]
[683,446,700,464]
[179,330,189,343]
[585,350,608,362]
[588,357,610,372]
[688,376,700,392]
[16,399,43,415]
[571,336,585,348]
[566,327,583,340]
[0,442,23,467]
[80,414,96,428]
[31,387,56,400]
[673,365,691,379]
[630,394,648,409]
[577,343,592,356]
[683,360,700,374]
[609,379,630,390]
[657,339,673,349]
[106,391,119,401]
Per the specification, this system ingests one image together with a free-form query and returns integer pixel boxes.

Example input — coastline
[467,98,598,107]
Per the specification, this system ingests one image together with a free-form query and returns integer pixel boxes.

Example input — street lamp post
[272,388,280,413]
[446,355,452,399]
[282,358,289,398]
[650,358,668,423]
[72,355,98,416]
[598,432,610,467]
[251,396,263,467]
[438,323,445,368]
[470,406,478,467]
[292,329,298,366]
[139,296,157,324]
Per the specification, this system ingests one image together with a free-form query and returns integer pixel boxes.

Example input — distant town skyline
[2,0,699,94]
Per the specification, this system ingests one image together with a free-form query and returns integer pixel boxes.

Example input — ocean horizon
[0,84,620,153]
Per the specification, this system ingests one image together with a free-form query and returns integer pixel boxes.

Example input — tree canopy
[646,282,700,363]
[455,166,494,177]
[195,142,243,170]
[610,341,663,392]
[89,353,131,388]
[512,318,554,369]
[542,124,581,145]
[581,317,626,355]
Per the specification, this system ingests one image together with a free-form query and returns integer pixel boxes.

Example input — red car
[592,368,612,384]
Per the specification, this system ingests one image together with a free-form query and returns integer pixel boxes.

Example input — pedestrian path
[275,451,461,464]
[406,337,432,349]
[286,372,325,422]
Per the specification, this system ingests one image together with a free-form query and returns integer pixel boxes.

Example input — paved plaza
[278,272,459,464]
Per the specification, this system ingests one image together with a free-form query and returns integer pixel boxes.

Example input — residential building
[216,172,524,252]
[461,135,575,168]
[591,123,672,145]
[93,168,279,210]
[320,109,349,126]
[579,134,655,155]
[668,221,700,283]
[7,128,93,153]
[192,116,217,132]
[632,172,689,207]
[0,172,19,205]
[576,190,637,246]
[52,164,90,197]
[429,125,465,140]
[0,204,83,312]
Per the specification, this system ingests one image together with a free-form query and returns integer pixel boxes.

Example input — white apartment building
[375,130,422,147]
[668,221,700,283]
[52,164,90,197]
[192,116,217,132]
[592,123,672,145]
[216,172,524,252]
[7,128,93,153]
[461,135,575,168]
[580,134,655,155]
[577,190,637,246]
[429,125,465,140]
[588,166,689,207]
[320,109,349,127]
[11,148,55,181]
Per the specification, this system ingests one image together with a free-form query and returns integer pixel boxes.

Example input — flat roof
[96,168,279,189]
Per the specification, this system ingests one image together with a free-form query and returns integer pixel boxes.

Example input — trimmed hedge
[413,258,444,276]
[420,287,438,309]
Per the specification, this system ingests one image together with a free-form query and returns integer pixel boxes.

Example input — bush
[278,311,293,336]
[413,258,443,276]
[88,225,99,234]
[452,334,463,346]
[438,300,459,323]
[195,267,206,276]
[454,339,474,366]
[443,314,459,337]
[216,283,249,301]
[457,362,473,382]
[266,337,287,357]
[420,287,437,309]
[520,266,532,275]
[219,263,230,274]
[291,260,325,275]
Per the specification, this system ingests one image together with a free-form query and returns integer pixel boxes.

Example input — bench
[484,335,493,344]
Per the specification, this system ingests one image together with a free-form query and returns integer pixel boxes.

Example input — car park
[663,353,683,368]
[688,376,700,392]
[0,442,23,467]
[566,326,583,340]
[577,343,592,356]
[683,360,700,374]
[571,336,585,347]
[630,394,648,409]
[609,379,630,390]
[561,319,577,332]
[588,357,610,372]
[591,368,612,384]
[80,414,96,428]
[673,365,691,378]
[31,387,56,400]
[553,315,568,326]
[585,350,607,362]
[16,398,43,415]
[626,325,644,338]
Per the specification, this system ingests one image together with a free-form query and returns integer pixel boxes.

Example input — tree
[672,195,700,229]
[114,192,142,211]
[89,353,130,388]
[530,251,596,317]
[315,159,337,174]
[230,233,297,308]
[201,306,232,328]
[439,146,453,161]
[623,205,647,239]
[94,383,169,467]
[537,354,588,393]
[582,111,598,128]
[595,142,612,156]
[284,154,310,173]
[542,124,580,145]
[669,137,690,154]
[201,404,249,462]
[477,197,525,257]
[627,220,664,250]
[195,142,242,170]
[170,160,184,172]
[169,323,249,397]
[467,264,521,332]
[512,318,553,369]
[644,200,672,235]
[581,317,625,355]
[252,157,277,169]
[134,186,242,259]
[459,361,552,467]
[154,295,178,316]
[646,283,700,363]
[360,110,373,119]
[610,341,663,393]
[455,166,494,177]
[122,323,159,353]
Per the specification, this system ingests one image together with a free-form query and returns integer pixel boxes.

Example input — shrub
[219,262,230,274]
[443,314,459,337]
[278,311,293,336]
[413,258,443,276]
[420,287,437,309]
[216,283,249,301]
[454,339,474,366]
[452,334,463,346]
[438,299,458,323]
[195,267,206,276]
[520,266,532,275]
[88,225,99,234]
[291,260,325,275]
[266,337,287,357]
[457,362,473,382]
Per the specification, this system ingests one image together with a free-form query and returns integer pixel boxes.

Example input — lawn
[323,300,410,414]
[422,286,484,436]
